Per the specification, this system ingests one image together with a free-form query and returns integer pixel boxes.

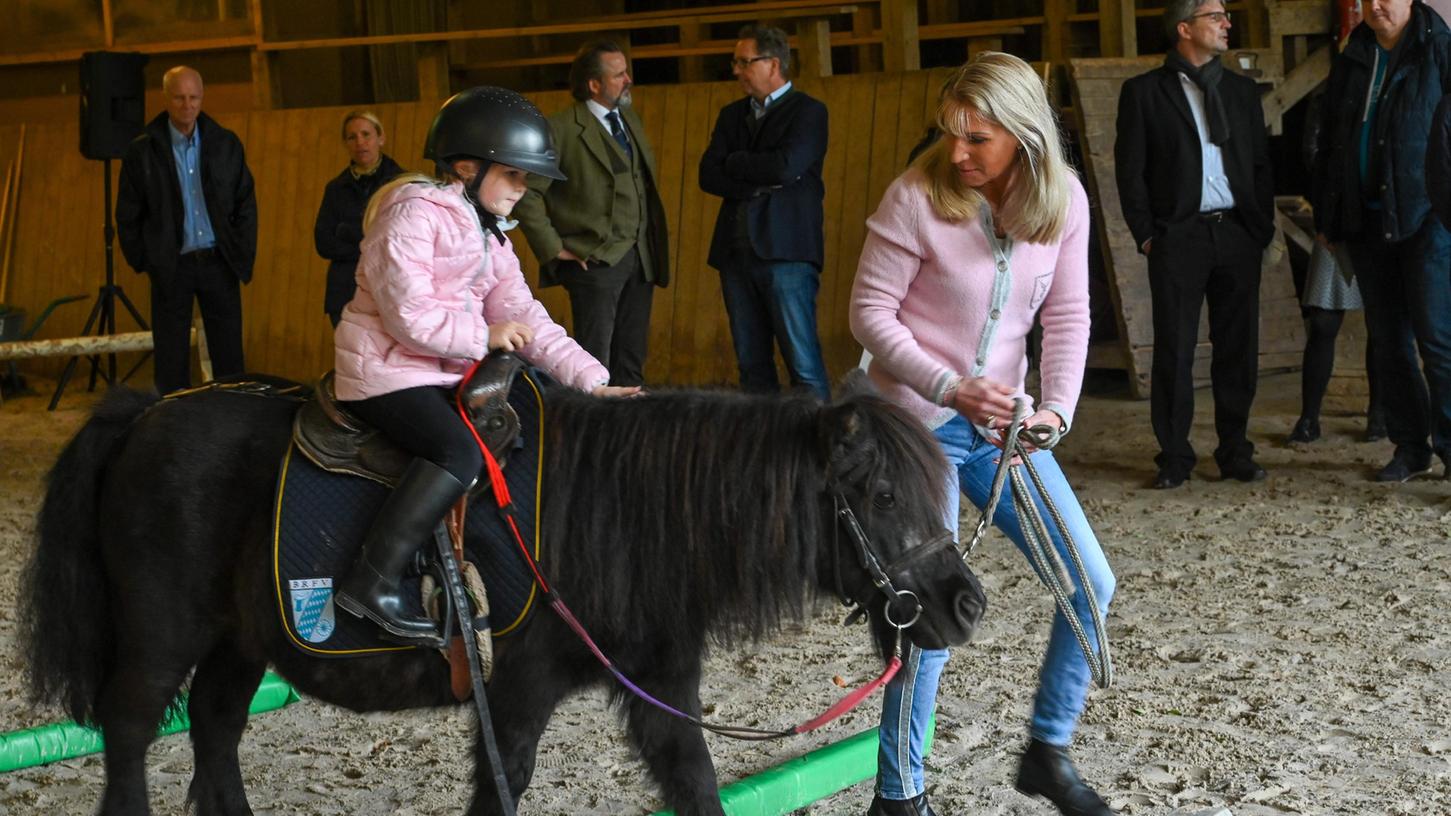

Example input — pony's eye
[873,492,896,509]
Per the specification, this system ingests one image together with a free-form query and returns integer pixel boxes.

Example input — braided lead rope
[1018,454,1113,688]
[960,398,1113,689]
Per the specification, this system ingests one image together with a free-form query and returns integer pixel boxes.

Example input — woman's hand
[947,376,1017,430]
[593,385,642,398]
[990,408,1065,453]
[487,320,535,352]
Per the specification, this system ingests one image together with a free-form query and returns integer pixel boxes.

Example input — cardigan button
[990,309,1001,320]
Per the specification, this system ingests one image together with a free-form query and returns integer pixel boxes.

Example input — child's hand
[593,385,642,398]
[487,321,534,352]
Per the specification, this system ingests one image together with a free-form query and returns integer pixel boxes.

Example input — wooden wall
[1,68,958,390]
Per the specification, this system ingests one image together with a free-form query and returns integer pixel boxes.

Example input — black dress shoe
[1375,455,1433,482]
[866,793,937,816]
[1219,460,1267,482]
[1288,417,1320,443]
[1015,739,1114,816]
[1148,470,1186,489]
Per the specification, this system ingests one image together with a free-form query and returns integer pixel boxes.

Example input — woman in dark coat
[314,110,405,327]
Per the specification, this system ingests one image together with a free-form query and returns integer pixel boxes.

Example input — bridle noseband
[830,492,954,631]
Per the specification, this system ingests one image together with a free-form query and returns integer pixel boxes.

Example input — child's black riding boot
[336,458,466,645]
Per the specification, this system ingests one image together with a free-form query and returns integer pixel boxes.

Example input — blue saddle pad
[271,369,548,657]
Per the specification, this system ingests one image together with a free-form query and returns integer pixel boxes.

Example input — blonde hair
[913,52,1074,244]
[341,110,384,140]
[362,173,441,234]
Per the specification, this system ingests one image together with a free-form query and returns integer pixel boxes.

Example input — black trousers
[554,246,654,387]
[1147,212,1263,476]
[342,385,483,487]
[149,249,244,395]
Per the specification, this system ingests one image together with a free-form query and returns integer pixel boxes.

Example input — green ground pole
[651,714,934,816]
[0,671,301,773]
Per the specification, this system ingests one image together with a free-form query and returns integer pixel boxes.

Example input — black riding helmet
[423,86,567,181]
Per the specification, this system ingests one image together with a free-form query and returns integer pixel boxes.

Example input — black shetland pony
[20,379,985,815]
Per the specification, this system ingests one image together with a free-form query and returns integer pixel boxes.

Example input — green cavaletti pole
[0,671,301,773]
[652,714,935,816]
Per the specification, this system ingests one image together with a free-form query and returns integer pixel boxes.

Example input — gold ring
[985,414,996,428]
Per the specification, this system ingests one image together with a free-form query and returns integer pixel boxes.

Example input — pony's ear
[835,368,879,401]
[819,401,872,482]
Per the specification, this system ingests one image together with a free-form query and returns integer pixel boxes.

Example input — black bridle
[830,492,956,631]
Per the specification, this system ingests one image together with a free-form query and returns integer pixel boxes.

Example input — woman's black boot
[336,458,465,646]
[1014,738,1114,815]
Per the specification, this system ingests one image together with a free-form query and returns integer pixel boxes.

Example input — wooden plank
[798,17,834,78]
[881,0,920,72]
[1261,46,1330,126]
[1269,0,1333,36]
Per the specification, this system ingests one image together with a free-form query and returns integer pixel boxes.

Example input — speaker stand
[49,158,150,410]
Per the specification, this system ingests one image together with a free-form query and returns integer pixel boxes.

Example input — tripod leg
[49,295,107,411]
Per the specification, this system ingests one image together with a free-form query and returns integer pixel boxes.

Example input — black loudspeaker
[79,51,149,160]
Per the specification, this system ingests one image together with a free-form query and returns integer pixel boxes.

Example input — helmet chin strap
[454,160,507,246]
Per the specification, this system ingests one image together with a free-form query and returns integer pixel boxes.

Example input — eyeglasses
[730,55,773,70]
[1186,10,1231,23]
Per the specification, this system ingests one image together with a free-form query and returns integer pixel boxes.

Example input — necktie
[606,110,632,159]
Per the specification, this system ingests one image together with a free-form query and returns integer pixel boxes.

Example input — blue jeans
[719,259,831,400]
[876,415,1115,799]
[1346,215,1451,465]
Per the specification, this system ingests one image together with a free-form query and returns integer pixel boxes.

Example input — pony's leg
[94,642,195,816]
[186,640,267,816]
[465,647,573,816]
[621,665,725,816]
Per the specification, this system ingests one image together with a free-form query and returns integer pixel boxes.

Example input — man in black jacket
[1319,0,1451,482]
[1115,0,1274,489]
[699,24,830,400]
[314,111,404,327]
[116,65,257,395]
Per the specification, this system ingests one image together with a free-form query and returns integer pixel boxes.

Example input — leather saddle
[293,353,525,490]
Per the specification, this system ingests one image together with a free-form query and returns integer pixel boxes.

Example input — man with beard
[514,41,669,387]
[1115,0,1275,490]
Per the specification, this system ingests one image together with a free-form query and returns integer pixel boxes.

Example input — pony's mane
[537,386,948,653]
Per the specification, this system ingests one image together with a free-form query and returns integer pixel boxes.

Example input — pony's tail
[19,387,158,725]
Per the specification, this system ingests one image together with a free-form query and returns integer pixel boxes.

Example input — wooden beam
[881,0,919,71]
[853,6,879,71]
[1098,0,1137,58]
[417,41,451,100]
[797,17,834,77]
[679,23,708,83]
[248,0,274,109]
[1261,45,1330,127]
[1042,0,1069,69]
[256,4,861,52]
[1269,0,1333,36]
[102,0,115,48]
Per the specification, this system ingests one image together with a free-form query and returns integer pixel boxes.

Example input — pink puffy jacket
[334,179,609,400]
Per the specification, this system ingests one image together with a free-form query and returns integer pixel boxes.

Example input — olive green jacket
[514,101,670,287]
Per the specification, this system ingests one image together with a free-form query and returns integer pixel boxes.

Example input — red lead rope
[450,359,900,739]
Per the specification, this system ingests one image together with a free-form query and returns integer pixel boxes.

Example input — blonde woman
[313,110,404,326]
[851,53,1115,816]
[332,88,636,644]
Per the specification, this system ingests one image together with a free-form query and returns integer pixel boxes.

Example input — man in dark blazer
[116,65,257,395]
[515,41,669,387]
[699,24,830,400]
[1115,0,1274,489]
